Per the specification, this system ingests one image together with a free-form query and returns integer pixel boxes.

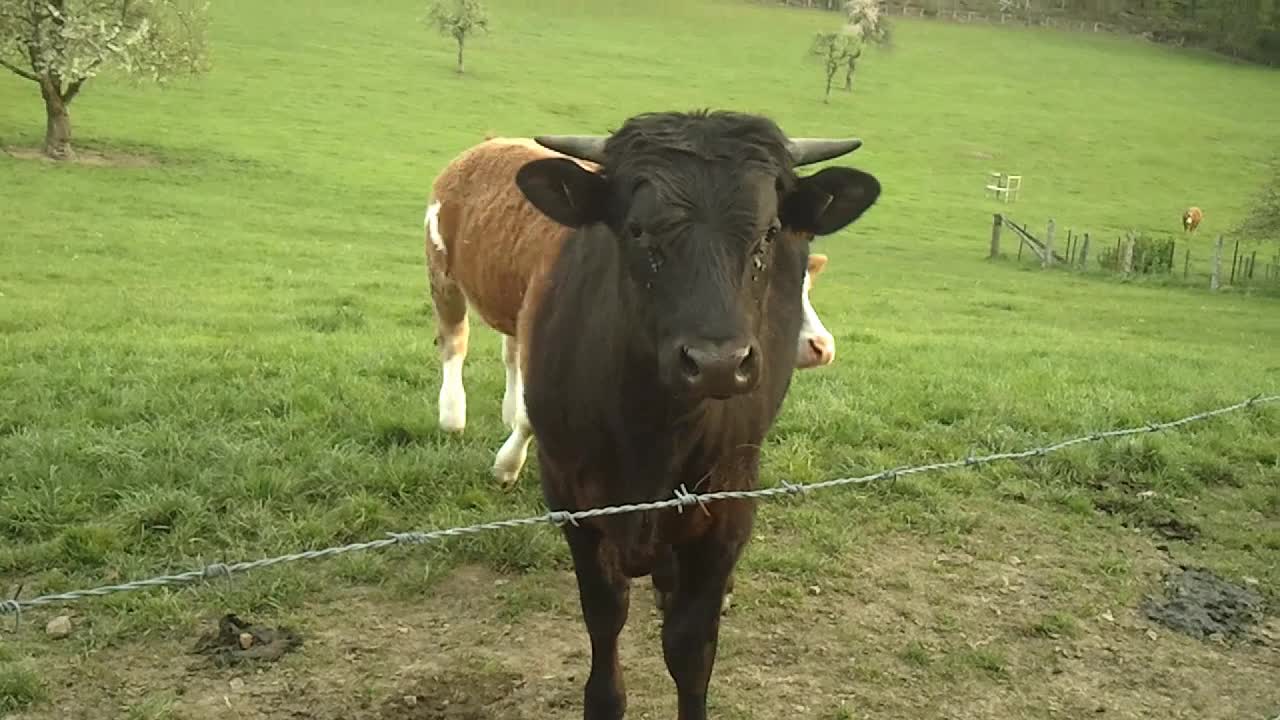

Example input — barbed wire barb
[0,394,1275,619]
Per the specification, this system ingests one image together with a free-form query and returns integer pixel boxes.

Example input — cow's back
[430,138,596,336]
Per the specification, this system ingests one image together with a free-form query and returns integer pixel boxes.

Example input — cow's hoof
[720,592,733,615]
[493,467,520,488]
[438,405,466,434]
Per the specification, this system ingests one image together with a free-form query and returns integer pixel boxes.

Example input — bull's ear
[515,158,609,228]
[782,167,881,236]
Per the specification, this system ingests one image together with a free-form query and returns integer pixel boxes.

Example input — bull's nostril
[735,345,759,383]
[679,345,700,379]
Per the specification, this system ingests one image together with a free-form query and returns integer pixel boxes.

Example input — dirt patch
[3,145,160,168]
[191,613,303,668]
[380,661,525,720]
[1142,568,1266,641]
[9,537,1280,720]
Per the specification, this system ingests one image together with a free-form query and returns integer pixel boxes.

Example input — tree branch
[62,56,106,103]
[62,74,90,103]
[0,57,39,82]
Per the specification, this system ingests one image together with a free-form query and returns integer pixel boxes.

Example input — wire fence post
[1078,232,1090,269]
[990,213,1003,259]
[1211,235,1223,291]
[1043,218,1056,268]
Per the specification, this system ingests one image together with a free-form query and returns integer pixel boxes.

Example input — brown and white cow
[424,137,838,487]
[1182,206,1203,233]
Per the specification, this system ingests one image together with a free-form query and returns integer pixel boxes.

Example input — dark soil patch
[381,662,526,720]
[1150,516,1201,541]
[1094,495,1201,542]
[190,613,303,668]
[1142,568,1266,641]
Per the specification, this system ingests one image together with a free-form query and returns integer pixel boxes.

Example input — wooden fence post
[1211,235,1223,291]
[1043,218,1056,268]
[1249,250,1258,280]
[1183,248,1190,279]
[1230,238,1240,283]
[1121,233,1134,274]
[990,213,1003,259]
[1079,233,1090,269]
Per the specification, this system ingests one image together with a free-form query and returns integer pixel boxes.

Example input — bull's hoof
[720,592,733,615]
[653,586,671,616]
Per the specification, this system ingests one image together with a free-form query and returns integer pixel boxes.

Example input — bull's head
[516,111,880,401]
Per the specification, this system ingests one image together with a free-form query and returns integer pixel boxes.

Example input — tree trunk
[824,72,833,102]
[456,36,465,73]
[40,80,73,160]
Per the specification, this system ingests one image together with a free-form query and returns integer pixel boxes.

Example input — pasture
[2,0,1279,717]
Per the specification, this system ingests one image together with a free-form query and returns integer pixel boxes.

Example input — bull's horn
[787,138,863,166]
[533,135,608,163]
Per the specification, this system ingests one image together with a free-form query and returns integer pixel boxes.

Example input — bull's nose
[677,341,760,399]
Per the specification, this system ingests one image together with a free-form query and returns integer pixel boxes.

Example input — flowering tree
[0,0,210,160]
[1237,158,1280,240]
[843,0,891,46]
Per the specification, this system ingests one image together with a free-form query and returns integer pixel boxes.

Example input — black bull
[511,110,881,720]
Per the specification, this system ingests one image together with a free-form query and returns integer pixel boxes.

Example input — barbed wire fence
[2,393,1277,627]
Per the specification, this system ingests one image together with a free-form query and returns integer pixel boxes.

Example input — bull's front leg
[564,523,631,720]
[660,506,753,720]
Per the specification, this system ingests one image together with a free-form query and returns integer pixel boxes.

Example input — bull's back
[431,138,595,336]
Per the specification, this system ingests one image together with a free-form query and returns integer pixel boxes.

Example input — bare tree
[804,0,893,101]
[427,0,489,74]
[842,43,862,90]
[809,31,860,103]
[0,0,209,160]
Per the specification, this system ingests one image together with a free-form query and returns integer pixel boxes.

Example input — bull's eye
[750,229,770,281]
[764,224,780,244]
[627,221,644,240]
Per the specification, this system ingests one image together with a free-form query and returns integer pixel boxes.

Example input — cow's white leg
[493,417,533,488]
[493,350,533,486]
[501,334,522,428]
[426,200,469,434]
[437,319,468,433]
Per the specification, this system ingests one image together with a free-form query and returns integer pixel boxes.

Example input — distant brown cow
[1182,206,1203,233]
[424,137,839,487]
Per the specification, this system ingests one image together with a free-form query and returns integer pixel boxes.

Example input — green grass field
[2,0,1279,718]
